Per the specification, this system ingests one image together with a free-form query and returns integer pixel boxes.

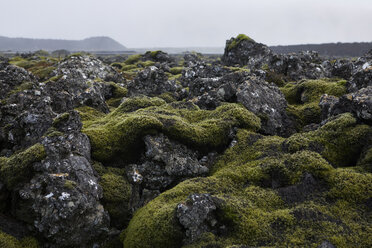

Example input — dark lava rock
[127,134,209,191]
[236,76,294,136]
[347,55,372,92]
[330,59,354,79]
[46,55,126,113]
[189,72,246,109]
[126,66,181,98]
[16,110,109,247]
[320,86,372,124]
[0,63,37,100]
[222,35,273,68]
[177,193,221,244]
[318,240,336,248]
[141,51,175,64]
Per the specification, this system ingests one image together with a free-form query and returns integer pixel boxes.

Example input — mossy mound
[284,113,372,167]
[281,78,347,128]
[81,98,261,164]
[9,56,58,81]
[0,231,39,248]
[0,143,46,189]
[121,116,372,248]
[100,169,132,228]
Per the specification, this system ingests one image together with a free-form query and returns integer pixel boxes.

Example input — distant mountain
[270,42,372,57]
[0,36,126,52]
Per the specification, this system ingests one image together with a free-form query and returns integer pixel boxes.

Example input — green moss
[83,99,260,163]
[100,172,132,228]
[75,106,106,124]
[227,34,254,50]
[0,143,46,189]
[0,231,39,248]
[7,82,34,97]
[285,113,371,167]
[64,180,77,190]
[281,79,347,128]
[281,79,346,105]
[169,67,184,75]
[158,92,176,103]
[121,118,371,247]
[124,54,142,65]
[52,112,70,127]
[104,82,128,107]
[327,168,372,204]
[358,147,372,172]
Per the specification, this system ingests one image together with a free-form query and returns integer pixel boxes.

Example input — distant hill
[0,36,126,52]
[270,42,372,57]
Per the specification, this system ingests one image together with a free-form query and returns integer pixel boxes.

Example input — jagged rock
[320,86,372,124]
[47,55,126,113]
[189,72,246,109]
[222,35,273,68]
[270,51,330,81]
[0,63,37,100]
[177,194,221,244]
[127,134,209,191]
[126,66,180,97]
[347,51,372,92]
[180,60,232,87]
[330,59,354,79]
[52,55,124,84]
[15,110,109,247]
[0,82,55,153]
[236,76,294,136]
[141,51,175,64]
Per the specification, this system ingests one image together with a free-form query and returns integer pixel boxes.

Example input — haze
[1,0,371,48]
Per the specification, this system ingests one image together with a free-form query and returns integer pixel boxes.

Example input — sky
[0,0,371,48]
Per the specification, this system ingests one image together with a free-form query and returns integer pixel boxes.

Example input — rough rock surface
[347,50,372,92]
[320,86,372,123]
[126,66,180,98]
[236,76,293,136]
[176,194,221,244]
[127,134,210,208]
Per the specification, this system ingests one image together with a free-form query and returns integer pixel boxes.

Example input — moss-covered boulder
[281,78,347,128]
[82,98,261,164]
[121,121,372,248]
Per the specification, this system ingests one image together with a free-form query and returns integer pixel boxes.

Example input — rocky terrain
[0,34,371,248]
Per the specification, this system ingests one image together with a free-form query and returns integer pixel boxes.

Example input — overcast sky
[0,0,371,48]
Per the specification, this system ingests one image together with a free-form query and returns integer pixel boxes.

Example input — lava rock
[176,193,220,244]
[236,76,294,136]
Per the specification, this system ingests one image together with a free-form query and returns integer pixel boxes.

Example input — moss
[0,231,39,248]
[7,82,34,97]
[158,92,176,103]
[281,79,347,128]
[52,112,70,127]
[75,106,106,124]
[124,54,142,65]
[104,82,128,108]
[327,168,372,204]
[82,99,260,163]
[227,34,254,50]
[121,120,371,247]
[281,79,346,105]
[169,67,184,75]
[0,143,46,189]
[100,172,132,228]
[358,147,372,172]
[285,113,371,167]
[64,180,77,190]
